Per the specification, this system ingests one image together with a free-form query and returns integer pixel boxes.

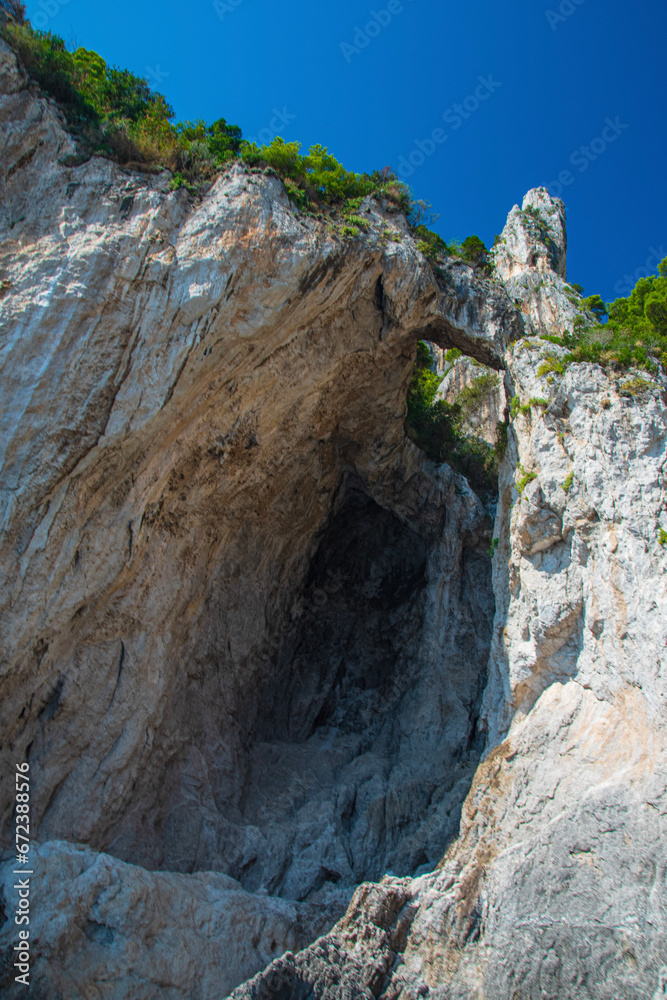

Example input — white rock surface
[229,195,667,1000]
[0,34,665,1000]
[0,36,512,999]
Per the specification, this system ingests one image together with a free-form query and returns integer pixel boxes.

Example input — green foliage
[537,355,567,378]
[405,342,499,497]
[561,470,574,493]
[240,137,413,216]
[618,375,651,397]
[570,283,585,295]
[456,372,500,416]
[659,528,667,547]
[538,262,667,373]
[414,224,448,263]
[441,235,493,274]
[516,468,537,494]
[340,225,360,238]
[461,235,489,269]
[510,396,549,418]
[584,294,607,321]
[494,420,509,463]
[0,21,243,182]
[169,173,197,195]
[487,537,500,558]
[344,214,370,232]
[509,396,522,418]
[1,22,420,214]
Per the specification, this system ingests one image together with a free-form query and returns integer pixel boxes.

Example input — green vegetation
[0,17,512,272]
[405,342,500,497]
[561,470,574,493]
[411,226,493,275]
[488,537,500,558]
[659,528,667,547]
[510,396,549,418]
[0,20,243,180]
[460,235,491,274]
[495,419,509,461]
[537,355,567,378]
[240,139,415,217]
[0,20,422,215]
[583,294,607,322]
[516,468,537,494]
[456,372,500,417]
[536,260,667,374]
[414,225,448,263]
[618,375,651,397]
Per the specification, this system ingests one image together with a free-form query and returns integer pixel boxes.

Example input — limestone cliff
[0,35,665,1000]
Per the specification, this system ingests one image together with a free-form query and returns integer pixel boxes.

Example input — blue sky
[25,0,666,302]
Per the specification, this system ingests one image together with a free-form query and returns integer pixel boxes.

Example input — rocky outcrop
[433,354,506,447]
[0,33,665,1000]
[228,203,667,999]
[0,36,517,999]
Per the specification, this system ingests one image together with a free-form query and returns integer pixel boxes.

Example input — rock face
[0,35,666,1000]
[0,36,514,999]
[229,195,667,1000]
[432,353,506,447]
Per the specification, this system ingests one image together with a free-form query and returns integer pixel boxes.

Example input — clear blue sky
[25,0,666,302]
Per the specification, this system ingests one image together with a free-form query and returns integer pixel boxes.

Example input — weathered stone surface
[433,353,506,447]
[0,840,347,1000]
[0,36,514,999]
[228,195,667,1000]
[0,34,665,1000]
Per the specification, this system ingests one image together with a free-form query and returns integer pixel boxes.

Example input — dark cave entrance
[225,475,495,902]
[254,485,429,745]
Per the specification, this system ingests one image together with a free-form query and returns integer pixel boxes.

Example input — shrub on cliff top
[0,21,241,177]
[542,259,667,374]
[240,137,391,210]
[1,20,423,217]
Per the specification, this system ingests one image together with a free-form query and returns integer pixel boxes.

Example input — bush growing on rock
[538,259,667,373]
[461,234,491,272]
[1,20,427,220]
[405,342,500,497]
[0,21,248,183]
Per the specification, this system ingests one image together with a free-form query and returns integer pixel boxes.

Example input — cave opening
[217,472,495,904]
